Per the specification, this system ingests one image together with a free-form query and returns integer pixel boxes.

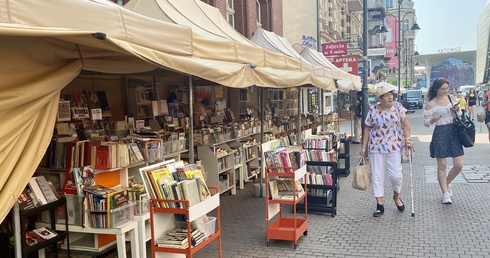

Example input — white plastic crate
[87,202,135,228]
[196,216,216,239]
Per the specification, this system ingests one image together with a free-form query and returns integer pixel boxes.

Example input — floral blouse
[364,102,406,153]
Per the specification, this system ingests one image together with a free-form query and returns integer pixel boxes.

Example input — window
[403,20,409,31]
[386,0,393,9]
[256,0,261,26]
[226,0,235,27]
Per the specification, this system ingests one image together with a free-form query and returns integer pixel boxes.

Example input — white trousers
[353,117,362,142]
[369,151,403,198]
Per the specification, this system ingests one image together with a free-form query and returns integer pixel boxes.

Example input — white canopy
[124,0,333,89]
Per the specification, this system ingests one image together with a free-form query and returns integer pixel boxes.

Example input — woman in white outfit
[360,85,413,217]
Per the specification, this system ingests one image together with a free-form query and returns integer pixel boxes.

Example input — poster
[195,86,212,103]
[57,100,71,122]
[215,86,223,99]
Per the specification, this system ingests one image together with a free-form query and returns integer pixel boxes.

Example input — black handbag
[449,96,475,148]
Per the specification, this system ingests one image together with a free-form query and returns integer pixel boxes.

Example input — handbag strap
[359,156,365,165]
[448,95,464,124]
[394,102,403,134]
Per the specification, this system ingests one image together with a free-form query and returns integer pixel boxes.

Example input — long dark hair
[428,78,449,101]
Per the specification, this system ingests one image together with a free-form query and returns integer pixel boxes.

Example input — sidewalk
[191,110,490,258]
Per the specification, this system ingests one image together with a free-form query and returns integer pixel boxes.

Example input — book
[180,179,201,206]
[32,227,57,240]
[28,177,48,205]
[268,180,279,200]
[156,234,188,245]
[34,176,59,203]
[25,231,44,246]
[129,143,145,162]
[18,189,36,210]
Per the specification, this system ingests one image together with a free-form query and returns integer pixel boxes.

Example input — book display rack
[13,197,70,258]
[150,186,221,258]
[337,138,350,177]
[265,165,308,249]
[296,135,339,216]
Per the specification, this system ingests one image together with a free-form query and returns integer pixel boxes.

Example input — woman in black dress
[466,88,477,121]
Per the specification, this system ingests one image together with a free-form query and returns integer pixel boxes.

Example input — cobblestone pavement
[189,109,490,258]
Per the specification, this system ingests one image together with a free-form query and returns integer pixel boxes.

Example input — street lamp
[400,12,420,89]
[405,44,419,88]
[397,0,404,100]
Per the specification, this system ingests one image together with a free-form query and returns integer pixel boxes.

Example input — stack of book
[139,159,211,210]
[263,147,306,173]
[268,178,304,200]
[156,227,206,249]
[83,185,130,228]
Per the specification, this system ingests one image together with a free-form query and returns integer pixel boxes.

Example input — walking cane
[408,148,415,217]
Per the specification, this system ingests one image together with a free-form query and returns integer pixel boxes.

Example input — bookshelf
[337,138,350,177]
[296,136,339,216]
[13,197,70,258]
[285,88,299,116]
[149,186,222,258]
[268,89,284,116]
[197,143,236,195]
[127,79,156,121]
[265,165,308,249]
[297,160,338,216]
[228,88,248,121]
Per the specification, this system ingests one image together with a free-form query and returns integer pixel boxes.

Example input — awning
[124,0,334,89]
[251,27,337,90]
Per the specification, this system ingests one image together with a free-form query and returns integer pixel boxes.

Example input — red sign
[332,56,359,76]
[322,42,347,56]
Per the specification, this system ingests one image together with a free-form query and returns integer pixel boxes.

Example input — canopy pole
[317,88,322,133]
[362,0,369,156]
[189,75,194,163]
[259,86,265,197]
[297,87,302,142]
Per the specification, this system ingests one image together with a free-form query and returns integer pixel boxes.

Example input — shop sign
[332,56,359,76]
[438,47,461,53]
[322,42,347,56]
[367,48,386,57]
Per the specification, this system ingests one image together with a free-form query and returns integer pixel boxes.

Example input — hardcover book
[28,177,48,205]
[35,176,59,203]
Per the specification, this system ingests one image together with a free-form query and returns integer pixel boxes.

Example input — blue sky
[414,0,487,54]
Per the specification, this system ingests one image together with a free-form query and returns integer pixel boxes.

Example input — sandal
[394,198,405,212]
[373,204,384,217]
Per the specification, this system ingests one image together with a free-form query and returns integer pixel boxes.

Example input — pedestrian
[466,88,477,121]
[360,85,413,217]
[352,91,363,144]
[423,78,464,204]
[481,90,490,142]
[478,88,485,106]
[456,90,467,118]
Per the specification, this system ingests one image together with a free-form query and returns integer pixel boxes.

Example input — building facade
[476,0,490,85]
[383,0,418,87]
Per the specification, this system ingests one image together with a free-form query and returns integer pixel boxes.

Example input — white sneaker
[442,192,452,204]
[448,184,453,197]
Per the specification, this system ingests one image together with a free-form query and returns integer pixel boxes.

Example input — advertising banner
[322,42,347,56]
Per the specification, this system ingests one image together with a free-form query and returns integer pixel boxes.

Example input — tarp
[298,46,362,92]
[124,0,334,89]
[251,27,337,89]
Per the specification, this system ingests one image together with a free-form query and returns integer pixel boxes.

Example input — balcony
[346,0,362,12]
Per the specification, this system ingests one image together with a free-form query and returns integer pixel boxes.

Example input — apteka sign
[332,56,359,76]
